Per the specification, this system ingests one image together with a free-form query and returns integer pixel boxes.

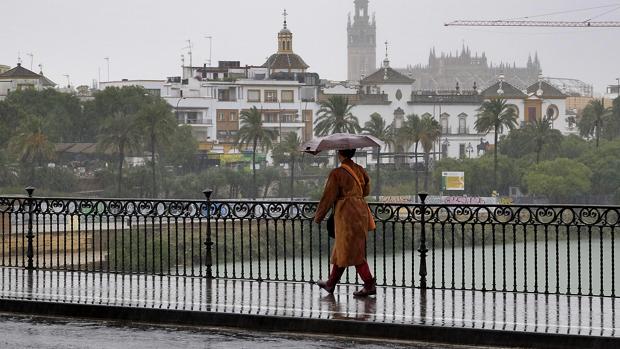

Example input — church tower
[347,0,376,82]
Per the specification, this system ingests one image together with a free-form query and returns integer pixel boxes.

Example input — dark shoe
[353,280,376,297]
[317,280,335,294]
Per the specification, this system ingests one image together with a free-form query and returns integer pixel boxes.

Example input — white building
[0,63,56,99]
[323,54,571,161]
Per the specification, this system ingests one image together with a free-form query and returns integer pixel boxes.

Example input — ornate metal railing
[0,189,618,297]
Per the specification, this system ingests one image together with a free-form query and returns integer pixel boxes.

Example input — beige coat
[314,159,372,267]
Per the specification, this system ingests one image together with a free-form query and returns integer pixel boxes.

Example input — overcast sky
[3,0,619,93]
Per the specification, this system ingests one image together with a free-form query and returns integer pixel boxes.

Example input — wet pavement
[0,267,618,347]
[0,314,485,349]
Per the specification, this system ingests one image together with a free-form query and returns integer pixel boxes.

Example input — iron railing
[0,189,618,297]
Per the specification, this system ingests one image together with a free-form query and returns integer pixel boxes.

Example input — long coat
[314,158,372,267]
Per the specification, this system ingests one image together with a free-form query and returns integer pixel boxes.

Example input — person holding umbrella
[305,134,379,297]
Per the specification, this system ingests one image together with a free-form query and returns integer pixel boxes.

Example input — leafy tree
[0,101,19,148]
[475,98,518,190]
[527,116,563,163]
[160,125,198,173]
[524,158,591,203]
[4,89,84,142]
[314,95,361,136]
[8,115,55,182]
[362,112,392,197]
[578,140,620,199]
[273,132,301,199]
[235,106,277,198]
[578,99,612,148]
[137,97,177,197]
[419,114,441,191]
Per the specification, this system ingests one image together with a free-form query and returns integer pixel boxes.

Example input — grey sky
[3,0,619,93]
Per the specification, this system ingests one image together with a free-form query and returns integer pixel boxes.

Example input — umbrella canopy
[300,133,382,155]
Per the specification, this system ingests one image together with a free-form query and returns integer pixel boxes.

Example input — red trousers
[327,261,374,288]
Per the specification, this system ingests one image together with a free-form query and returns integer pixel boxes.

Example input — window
[546,104,559,121]
[459,144,466,159]
[263,112,278,123]
[247,89,261,102]
[186,112,199,124]
[458,114,467,134]
[265,90,278,102]
[281,113,297,123]
[527,107,537,123]
[281,90,294,103]
[218,112,225,121]
[440,114,450,134]
[230,111,237,121]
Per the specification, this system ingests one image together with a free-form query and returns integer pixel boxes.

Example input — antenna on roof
[27,53,34,70]
[183,40,194,67]
[17,51,22,65]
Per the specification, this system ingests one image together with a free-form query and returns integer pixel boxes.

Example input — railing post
[203,189,214,279]
[418,193,428,289]
[25,186,35,271]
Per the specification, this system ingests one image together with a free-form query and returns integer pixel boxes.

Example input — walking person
[314,149,376,297]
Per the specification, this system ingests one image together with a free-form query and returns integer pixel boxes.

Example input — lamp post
[466,142,473,159]
[176,92,185,124]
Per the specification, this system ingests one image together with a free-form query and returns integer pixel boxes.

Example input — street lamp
[176,92,185,124]
[466,142,474,159]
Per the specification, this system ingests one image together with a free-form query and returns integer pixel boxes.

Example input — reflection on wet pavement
[0,314,472,349]
[0,267,618,338]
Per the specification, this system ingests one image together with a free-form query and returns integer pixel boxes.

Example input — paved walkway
[0,267,618,348]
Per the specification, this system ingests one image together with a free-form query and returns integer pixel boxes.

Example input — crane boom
[445,20,620,27]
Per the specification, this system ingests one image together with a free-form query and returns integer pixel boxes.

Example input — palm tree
[475,98,518,191]
[526,116,562,163]
[363,113,391,198]
[419,115,441,191]
[400,114,423,194]
[276,132,301,199]
[314,95,361,136]
[579,99,612,148]
[235,106,277,198]
[137,98,176,198]
[8,115,55,182]
[97,111,143,196]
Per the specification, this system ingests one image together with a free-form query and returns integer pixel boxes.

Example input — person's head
[338,149,356,161]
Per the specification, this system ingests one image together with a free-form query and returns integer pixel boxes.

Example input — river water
[0,314,479,349]
[219,237,618,295]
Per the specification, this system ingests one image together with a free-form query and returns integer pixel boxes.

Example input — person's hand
[313,216,322,224]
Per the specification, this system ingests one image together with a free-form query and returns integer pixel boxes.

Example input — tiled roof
[526,81,567,98]
[361,67,414,85]
[0,63,41,79]
[480,81,527,98]
[262,53,309,70]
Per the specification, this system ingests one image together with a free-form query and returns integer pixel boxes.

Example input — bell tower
[347,0,376,82]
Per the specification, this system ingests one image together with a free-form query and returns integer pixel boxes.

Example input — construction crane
[445,20,620,27]
[446,3,620,28]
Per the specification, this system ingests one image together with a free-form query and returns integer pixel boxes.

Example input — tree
[400,114,422,194]
[4,88,84,142]
[578,99,612,148]
[527,116,563,163]
[8,115,55,182]
[93,86,152,196]
[273,132,301,199]
[97,112,143,196]
[0,101,19,148]
[524,158,592,203]
[137,98,177,197]
[362,112,392,198]
[419,114,441,191]
[160,125,198,173]
[314,95,361,136]
[475,98,518,191]
[235,106,277,198]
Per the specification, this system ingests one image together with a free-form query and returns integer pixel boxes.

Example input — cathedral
[346,0,542,90]
[400,46,543,91]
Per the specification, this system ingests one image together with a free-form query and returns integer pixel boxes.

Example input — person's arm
[362,168,371,197]
[314,170,339,223]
